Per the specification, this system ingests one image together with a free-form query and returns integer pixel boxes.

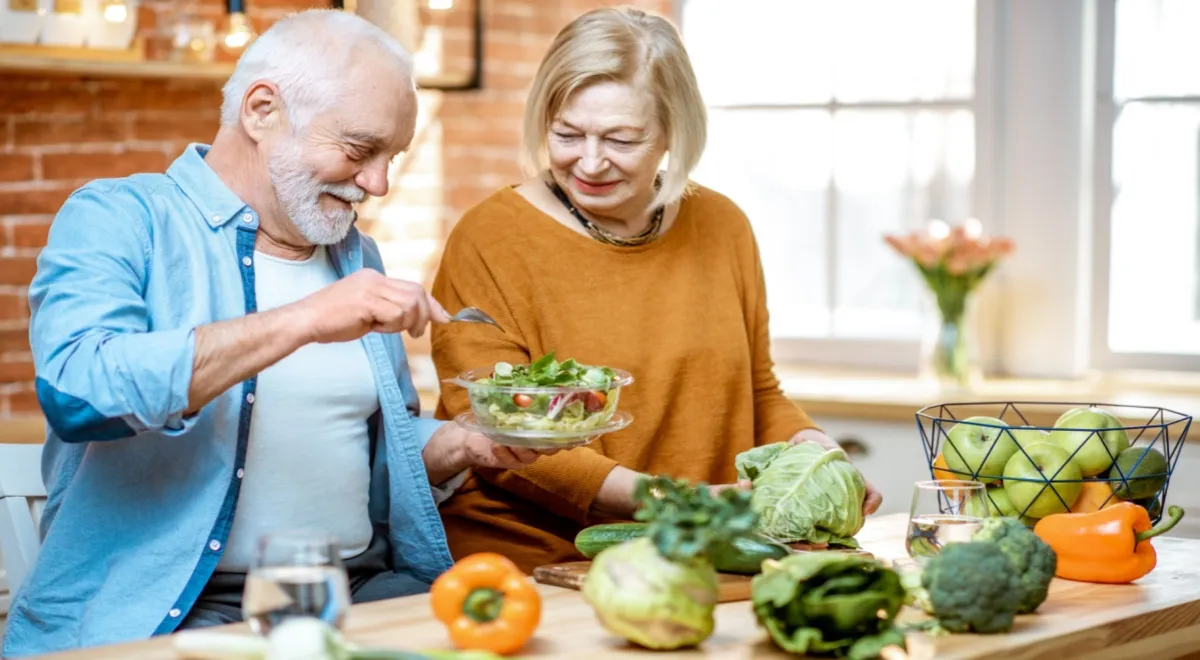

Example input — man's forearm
[186,306,309,414]
[589,465,645,519]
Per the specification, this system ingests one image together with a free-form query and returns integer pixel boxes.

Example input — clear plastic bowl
[444,366,634,449]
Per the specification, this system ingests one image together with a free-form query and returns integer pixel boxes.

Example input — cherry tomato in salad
[513,394,534,408]
[584,391,607,413]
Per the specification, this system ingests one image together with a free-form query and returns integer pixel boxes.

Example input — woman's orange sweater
[429,184,817,572]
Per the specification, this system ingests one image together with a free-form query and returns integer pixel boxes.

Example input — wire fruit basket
[914,401,1190,525]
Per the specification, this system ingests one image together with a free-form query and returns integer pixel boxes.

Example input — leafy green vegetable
[921,542,1021,634]
[476,352,616,389]
[469,352,624,434]
[633,476,760,562]
[751,552,907,659]
[736,442,867,546]
[581,476,759,651]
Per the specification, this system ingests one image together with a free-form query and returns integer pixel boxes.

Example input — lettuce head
[735,442,867,547]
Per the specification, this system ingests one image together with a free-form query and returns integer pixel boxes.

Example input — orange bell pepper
[430,552,542,655]
[1033,502,1184,584]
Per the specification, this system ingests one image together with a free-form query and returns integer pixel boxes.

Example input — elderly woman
[430,7,881,572]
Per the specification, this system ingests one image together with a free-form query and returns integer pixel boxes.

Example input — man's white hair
[220,9,415,130]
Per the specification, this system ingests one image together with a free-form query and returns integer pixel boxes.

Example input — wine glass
[905,480,988,564]
[242,531,352,635]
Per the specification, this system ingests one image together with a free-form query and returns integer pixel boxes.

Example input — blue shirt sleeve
[28,184,197,443]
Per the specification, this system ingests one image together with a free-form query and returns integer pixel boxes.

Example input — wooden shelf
[0,41,233,81]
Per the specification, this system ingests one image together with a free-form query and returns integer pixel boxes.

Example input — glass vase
[920,296,981,392]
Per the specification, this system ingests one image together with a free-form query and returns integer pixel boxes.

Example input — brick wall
[0,0,673,418]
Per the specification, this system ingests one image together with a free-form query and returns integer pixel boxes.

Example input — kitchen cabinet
[816,415,1200,538]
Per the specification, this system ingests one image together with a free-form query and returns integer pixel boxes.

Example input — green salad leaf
[477,352,617,389]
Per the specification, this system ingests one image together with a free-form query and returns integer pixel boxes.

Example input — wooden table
[25,514,1200,660]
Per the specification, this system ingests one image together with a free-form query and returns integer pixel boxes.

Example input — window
[1098,0,1200,366]
[680,0,978,367]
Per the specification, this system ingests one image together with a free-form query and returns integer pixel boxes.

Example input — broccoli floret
[921,542,1021,634]
[972,517,1057,614]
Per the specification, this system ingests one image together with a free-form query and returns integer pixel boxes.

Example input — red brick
[5,388,42,415]
[0,154,34,182]
[0,81,92,115]
[0,257,38,286]
[42,150,167,181]
[95,84,222,114]
[0,294,28,321]
[0,328,29,353]
[13,117,126,147]
[9,219,52,248]
[0,186,73,215]
[132,115,220,142]
[0,360,34,383]
[486,39,552,64]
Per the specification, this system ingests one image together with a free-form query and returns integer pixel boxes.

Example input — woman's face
[547,80,667,219]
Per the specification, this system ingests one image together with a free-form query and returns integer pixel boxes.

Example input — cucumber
[574,523,789,574]
[575,522,648,558]
[709,535,790,575]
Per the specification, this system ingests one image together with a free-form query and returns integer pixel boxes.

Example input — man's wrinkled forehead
[313,67,417,152]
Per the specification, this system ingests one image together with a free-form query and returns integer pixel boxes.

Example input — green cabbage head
[736,442,867,546]
[580,537,718,650]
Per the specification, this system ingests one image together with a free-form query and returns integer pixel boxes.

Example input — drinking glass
[243,531,352,635]
[905,479,988,563]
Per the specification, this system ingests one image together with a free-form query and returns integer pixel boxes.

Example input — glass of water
[243,531,352,635]
[905,480,989,564]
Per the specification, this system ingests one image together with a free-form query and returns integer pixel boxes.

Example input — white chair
[0,443,46,616]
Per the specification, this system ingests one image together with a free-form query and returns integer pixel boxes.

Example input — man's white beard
[268,136,367,246]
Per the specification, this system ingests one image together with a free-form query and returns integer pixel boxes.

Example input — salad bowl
[445,352,634,449]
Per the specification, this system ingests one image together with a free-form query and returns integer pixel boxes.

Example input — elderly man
[2,9,534,658]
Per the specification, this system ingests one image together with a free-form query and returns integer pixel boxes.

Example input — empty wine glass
[242,531,352,635]
[906,480,989,564]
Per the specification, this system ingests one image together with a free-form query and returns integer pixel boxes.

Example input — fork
[448,306,503,331]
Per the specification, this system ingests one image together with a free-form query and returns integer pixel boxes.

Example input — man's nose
[355,159,390,197]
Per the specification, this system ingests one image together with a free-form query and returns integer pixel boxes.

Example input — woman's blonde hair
[521,7,707,211]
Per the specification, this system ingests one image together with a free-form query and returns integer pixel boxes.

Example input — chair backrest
[0,443,46,615]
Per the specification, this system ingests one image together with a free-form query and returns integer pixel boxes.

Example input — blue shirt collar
[166,143,251,228]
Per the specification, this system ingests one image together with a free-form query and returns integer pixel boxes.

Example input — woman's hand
[788,430,884,516]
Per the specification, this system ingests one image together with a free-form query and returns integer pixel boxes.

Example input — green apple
[1002,443,1083,518]
[943,416,1014,481]
[1048,406,1130,477]
[1009,426,1050,447]
[1109,446,1168,500]
[963,486,1018,518]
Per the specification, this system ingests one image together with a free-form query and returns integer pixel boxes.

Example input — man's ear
[240,80,284,142]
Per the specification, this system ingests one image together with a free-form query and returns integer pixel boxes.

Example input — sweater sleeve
[739,212,822,446]
[430,206,620,524]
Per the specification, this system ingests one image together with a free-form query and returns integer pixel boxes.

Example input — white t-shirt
[218,247,378,571]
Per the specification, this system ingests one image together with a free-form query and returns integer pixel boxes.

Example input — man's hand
[423,422,551,486]
[789,429,884,516]
[186,270,450,414]
[291,269,452,343]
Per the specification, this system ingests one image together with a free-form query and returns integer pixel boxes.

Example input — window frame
[1089,0,1200,372]
[677,0,1002,372]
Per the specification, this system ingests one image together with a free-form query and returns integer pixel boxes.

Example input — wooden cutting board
[532,561,754,602]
